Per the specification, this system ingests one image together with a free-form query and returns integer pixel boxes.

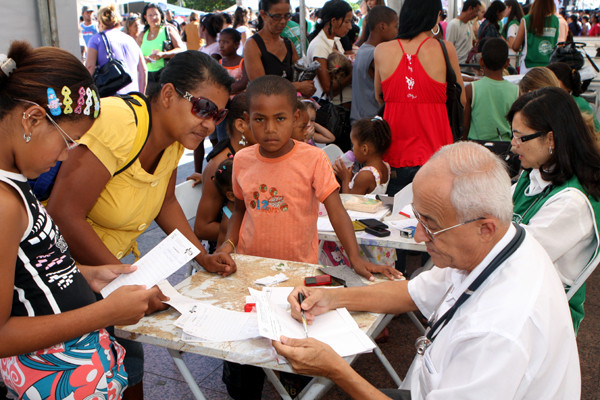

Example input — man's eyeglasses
[174,87,228,125]
[16,99,79,151]
[511,130,547,145]
[266,12,292,21]
[411,203,484,241]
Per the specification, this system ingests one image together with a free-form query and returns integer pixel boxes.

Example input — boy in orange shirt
[213,74,400,400]
[212,75,400,281]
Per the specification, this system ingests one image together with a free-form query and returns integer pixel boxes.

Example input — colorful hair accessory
[92,90,100,118]
[83,88,93,115]
[47,88,62,116]
[0,54,16,77]
[74,87,85,114]
[61,86,73,114]
[371,115,383,122]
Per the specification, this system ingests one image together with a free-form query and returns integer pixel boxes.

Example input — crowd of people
[1,0,600,399]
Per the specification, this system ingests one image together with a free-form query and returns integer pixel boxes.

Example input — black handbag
[315,77,351,151]
[163,25,174,52]
[93,32,132,97]
[550,41,585,70]
[471,138,521,178]
[438,39,464,142]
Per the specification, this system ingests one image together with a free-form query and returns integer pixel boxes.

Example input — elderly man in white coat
[273,141,580,400]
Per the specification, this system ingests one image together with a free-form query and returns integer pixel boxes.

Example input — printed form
[101,229,200,298]
[249,288,375,358]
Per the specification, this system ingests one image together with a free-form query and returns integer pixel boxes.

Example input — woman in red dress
[374,0,465,195]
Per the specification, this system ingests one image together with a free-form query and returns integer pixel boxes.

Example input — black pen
[298,292,309,338]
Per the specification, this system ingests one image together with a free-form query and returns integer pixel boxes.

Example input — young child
[333,117,391,194]
[326,117,396,267]
[464,37,519,141]
[303,100,335,144]
[350,5,398,122]
[0,41,159,400]
[218,28,248,95]
[327,52,352,90]
[194,93,254,249]
[292,99,311,142]
[211,74,401,400]
[212,158,235,247]
[210,75,399,279]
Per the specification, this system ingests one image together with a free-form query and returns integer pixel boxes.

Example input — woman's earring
[431,24,440,36]
[239,135,248,146]
[549,146,553,155]
[24,132,32,143]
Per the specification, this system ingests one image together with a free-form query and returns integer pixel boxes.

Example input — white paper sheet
[254,273,289,286]
[156,280,201,314]
[101,229,200,298]
[346,207,390,221]
[180,303,260,342]
[387,218,419,232]
[249,288,375,358]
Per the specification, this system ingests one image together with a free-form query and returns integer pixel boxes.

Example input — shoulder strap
[100,32,114,61]
[253,34,268,54]
[361,166,381,186]
[415,36,431,54]
[426,223,526,342]
[396,38,405,53]
[283,37,293,61]
[164,25,171,42]
[437,38,457,85]
[113,92,152,176]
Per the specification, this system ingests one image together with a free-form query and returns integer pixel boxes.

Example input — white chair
[174,180,202,220]
[322,144,344,164]
[174,180,203,277]
[566,250,600,300]
[392,183,413,217]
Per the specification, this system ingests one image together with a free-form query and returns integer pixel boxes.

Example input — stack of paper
[175,303,260,342]
[249,288,375,358]
[157,280,261,343]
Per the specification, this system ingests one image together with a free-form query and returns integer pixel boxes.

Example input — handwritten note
[101,230,199,298]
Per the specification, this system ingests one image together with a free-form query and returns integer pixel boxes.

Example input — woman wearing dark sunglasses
[508,87,600,335]
[46,51,235,399]
[243,0,315,98]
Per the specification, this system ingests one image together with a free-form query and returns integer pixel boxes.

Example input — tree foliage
[171,0,236,12]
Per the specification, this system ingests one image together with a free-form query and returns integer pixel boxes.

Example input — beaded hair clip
[50,86,100,118]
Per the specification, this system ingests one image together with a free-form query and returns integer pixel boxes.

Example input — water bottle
[338,150,355,169]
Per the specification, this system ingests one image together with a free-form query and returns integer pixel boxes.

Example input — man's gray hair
[429,142,513,224]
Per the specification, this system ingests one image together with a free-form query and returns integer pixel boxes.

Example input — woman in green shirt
[137,3,184,94]
[511,0,559,73]
[508,87,600,334]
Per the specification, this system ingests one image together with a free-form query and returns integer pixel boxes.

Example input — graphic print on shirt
[248,184,288,213]
[405,55,417,100]
[26,199,79,291]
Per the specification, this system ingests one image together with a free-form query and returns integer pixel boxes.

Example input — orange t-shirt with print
[232,141,339,264]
